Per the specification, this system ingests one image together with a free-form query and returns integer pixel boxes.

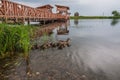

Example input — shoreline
[70,16,120,19]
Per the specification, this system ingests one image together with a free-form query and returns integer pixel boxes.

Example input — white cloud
[11,0,120,16]
[12,0,42,8]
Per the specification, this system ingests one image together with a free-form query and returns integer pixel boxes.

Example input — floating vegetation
[0,24,32,58]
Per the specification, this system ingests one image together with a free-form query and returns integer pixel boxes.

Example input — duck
[31,43,39,50]
[39,42,51,50]
[66,38,71,47]
[50,42,58,48]
[57,38,71,49]
[31,38,71,50]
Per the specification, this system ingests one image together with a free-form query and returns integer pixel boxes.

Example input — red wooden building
[55,5,70,20]
[0,0,70,24]
[36,4,53,13]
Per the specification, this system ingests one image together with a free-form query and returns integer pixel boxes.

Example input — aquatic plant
[39,32,54,44]
[0,24,32,58]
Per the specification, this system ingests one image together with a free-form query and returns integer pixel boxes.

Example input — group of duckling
[31,38,71,50]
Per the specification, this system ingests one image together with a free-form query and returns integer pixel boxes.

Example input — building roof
[55,5,70,10]
[36,4,53,9]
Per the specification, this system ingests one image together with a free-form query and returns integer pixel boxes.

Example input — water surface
[1,19,120,80]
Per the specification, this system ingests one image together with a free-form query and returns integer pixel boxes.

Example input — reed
[0,24,32,58]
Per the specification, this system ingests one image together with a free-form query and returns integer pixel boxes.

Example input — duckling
[46,42,51,48]
[40,43,47,50]
[50,42,58,48]
[31,43,39,50]
[57,43,65,49]
[57,38,71,49]
[66,30,69,33]
[40,42,51,50]
[66,38,71,47]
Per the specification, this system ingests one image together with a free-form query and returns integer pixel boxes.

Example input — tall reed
[0,24,32,58]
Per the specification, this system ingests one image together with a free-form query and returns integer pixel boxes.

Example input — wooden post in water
[21,18,25,24]
[52,20,54,23]
[27,18,30,25]
[13,18,18,24]
[2,17,7,23]
[5,17,8,23]
[1,17,4,23]
[44,20,45,25]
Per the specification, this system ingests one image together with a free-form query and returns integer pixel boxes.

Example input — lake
[1,19,120,80]
[69,19,120,80]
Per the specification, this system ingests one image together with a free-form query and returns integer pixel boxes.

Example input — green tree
[74,12,79,16]
[112,10,120,16]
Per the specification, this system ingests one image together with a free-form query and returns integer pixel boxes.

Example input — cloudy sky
[12,0,120,16]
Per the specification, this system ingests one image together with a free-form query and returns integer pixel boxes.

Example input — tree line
[74,11,120,17]
[112,10,120,16]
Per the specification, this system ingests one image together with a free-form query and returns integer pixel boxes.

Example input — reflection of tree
[74,19,79,26]
[111,19,119,26]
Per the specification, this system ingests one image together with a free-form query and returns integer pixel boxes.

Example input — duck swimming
[57,38,71,49]
[31,43,39,50]
[31,38,71,50]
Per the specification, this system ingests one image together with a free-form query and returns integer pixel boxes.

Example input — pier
[0,0,70,24]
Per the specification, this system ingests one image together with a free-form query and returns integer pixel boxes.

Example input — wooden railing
[0,0,69,22]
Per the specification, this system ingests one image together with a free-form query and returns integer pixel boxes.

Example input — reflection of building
[33,21,69,38]
[55,5,70,20]
[57,22,69,35]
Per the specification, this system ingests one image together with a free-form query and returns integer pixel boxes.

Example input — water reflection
[33,21,70,38]
[111,19,119,26]
[2,19,120,80]
[70,19,120,80]
[74,19,79,26]
[57,23,69,35]
[23,19,120,80]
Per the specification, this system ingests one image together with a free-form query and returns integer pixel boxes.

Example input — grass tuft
[0,24,32,58]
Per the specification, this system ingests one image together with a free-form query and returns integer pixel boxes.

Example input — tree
[112,10,120,16]
[74,12,79,16]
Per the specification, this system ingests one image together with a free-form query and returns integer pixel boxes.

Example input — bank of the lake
[70,16,120,19]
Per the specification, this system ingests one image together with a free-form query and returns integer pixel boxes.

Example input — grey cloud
[11,0,120,16]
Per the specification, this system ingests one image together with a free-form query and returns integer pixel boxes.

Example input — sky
[12,0,120,16]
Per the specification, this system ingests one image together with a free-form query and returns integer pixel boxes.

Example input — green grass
[70,16,120,19]
[0,24,32,58]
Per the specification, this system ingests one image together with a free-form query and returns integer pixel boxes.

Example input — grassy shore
[70,16,120,19]
[0,24,32,59]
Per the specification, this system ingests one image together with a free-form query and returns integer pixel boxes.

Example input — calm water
[53,19,120,80]
[34,19,120,80]
[69,19,120,80]
[1,19,120,80]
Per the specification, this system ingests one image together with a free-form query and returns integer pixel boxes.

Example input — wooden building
[0,0,70,24]
[36,4,53,13]
[55,5,70,19]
